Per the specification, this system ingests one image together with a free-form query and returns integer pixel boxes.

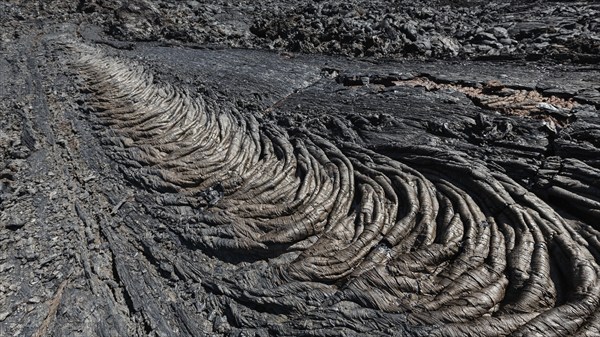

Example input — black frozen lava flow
[39,40,599,336]
[2,1,600,336]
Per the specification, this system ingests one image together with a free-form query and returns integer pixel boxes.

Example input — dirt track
[2,1,600,336]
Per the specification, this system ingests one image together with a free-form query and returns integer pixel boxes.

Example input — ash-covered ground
[1,1,600,336]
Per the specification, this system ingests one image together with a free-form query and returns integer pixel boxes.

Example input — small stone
[476,45,492,52]
[187,0,200,8]
[400,21,418,41]
[431,36,460,55]
[490,27,509,39]
[0,311,9,321]
[28,296,42,303]
[537,102,559,112]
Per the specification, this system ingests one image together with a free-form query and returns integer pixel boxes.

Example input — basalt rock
[2,2,600,337]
